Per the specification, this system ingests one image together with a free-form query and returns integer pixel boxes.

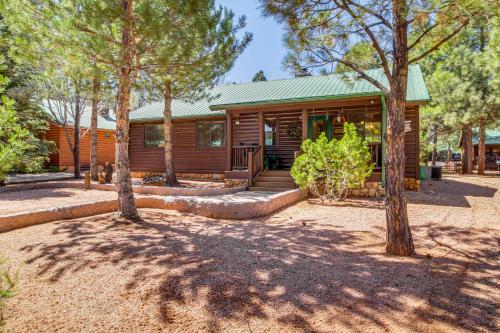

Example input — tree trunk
[385,95,415,256]
[115,0,139,220]
[90,71,100,181]
[447,142,451,162]
[163,82,178,186]
[461,124,473,174]
[385,0,415,256]
[477,118,486,175]
[431,124,438,166]
[73,94,81,179]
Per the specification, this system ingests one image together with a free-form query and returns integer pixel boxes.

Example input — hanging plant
[286,121,302,140]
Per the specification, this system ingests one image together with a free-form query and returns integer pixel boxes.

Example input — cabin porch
[224,97,385,189]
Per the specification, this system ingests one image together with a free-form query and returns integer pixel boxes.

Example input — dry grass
[0,175,498,332]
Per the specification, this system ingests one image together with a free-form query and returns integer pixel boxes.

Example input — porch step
[253,181,296,188]
[260,170,291,176]
[249,187,295,192]
[251,169,297,193]
[255,176,296,183]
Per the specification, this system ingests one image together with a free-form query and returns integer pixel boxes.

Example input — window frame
[264,117,279,146]
[195,121,226,149]
[143,123,165,148]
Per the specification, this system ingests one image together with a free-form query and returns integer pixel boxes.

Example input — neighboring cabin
[43,107,116,171]
[129,65,430,190]
[473,129,500,170]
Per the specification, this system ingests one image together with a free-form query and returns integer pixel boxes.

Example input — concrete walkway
[0,187,308,232]
[5,172,74,185]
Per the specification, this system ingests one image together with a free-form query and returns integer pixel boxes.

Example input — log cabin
[43,107,116,172]
[129,65,430,191]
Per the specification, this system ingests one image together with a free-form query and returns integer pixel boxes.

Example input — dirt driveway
[0,175,498,332]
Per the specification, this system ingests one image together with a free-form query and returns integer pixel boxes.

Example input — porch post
[226,112,232,171]
[258,112,264,170]
[301,109,308,142]
[381,95,386,187]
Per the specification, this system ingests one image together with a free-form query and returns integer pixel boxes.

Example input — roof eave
[209,93,430,111]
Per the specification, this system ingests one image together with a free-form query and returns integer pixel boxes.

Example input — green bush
[0,256,17,328]
[291,123,374,201]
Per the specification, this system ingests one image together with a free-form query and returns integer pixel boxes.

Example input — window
[196,121,225,148]
[144,124,164,148]
[265,118,277,146]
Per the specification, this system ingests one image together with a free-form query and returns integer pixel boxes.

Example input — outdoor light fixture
[235,113,240,125]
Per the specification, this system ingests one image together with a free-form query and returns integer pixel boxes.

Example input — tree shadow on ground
[0,188,79,202]
[306,197,385,210]
[408,178,498,208]
[19,209,499,332]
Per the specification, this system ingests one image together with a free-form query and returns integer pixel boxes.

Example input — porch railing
[231,145,259,170]
[369,143,382,169]
[247,145,262,186]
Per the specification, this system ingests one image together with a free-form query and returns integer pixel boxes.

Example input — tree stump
[84,171,91,189]
[104,162,113,184]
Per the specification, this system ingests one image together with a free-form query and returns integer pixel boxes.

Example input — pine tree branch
[309,45,389,94]
[336,0,393,84]
[409,19,469,64]
[408,23,439,50]
[344,0,392,29]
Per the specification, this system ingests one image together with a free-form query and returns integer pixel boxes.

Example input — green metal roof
[41,101,116,131]
[130,98,225,122]
[131,64,430,120]
[209,64,429,110]
[472,129,500,145]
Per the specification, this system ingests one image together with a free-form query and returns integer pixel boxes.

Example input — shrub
[291,123,374,201]
[0,256,17,328]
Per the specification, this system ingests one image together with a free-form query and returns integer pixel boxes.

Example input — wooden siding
[404,105,420,179]
[47,124,116,167]
[232,113,259,146]
[129,119,227,174]
[262,110,302,168]
[45,124,60,166]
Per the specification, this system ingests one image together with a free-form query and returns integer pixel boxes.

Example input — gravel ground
[0,188,118,215]
[0,175,498,332]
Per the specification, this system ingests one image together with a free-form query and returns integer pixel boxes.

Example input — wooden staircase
[250,170,297,192]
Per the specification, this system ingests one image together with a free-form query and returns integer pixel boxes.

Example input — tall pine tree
[261,0,489,256]
[143,1,251,186]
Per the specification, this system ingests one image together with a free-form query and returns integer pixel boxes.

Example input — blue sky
[216,0,290,83]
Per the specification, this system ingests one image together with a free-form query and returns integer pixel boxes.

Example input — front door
[308,115,332,141]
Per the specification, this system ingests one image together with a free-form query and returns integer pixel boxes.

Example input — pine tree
[261,0,489,256]
[252,70,267,82]
[0,16,54,171]
[143,1,251,186]
[420,17,499,174]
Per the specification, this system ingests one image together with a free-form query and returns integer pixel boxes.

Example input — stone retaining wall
[349,181,385,197]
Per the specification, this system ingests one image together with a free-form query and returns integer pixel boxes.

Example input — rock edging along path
[0,180,246,197]
[0,190,308,233]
